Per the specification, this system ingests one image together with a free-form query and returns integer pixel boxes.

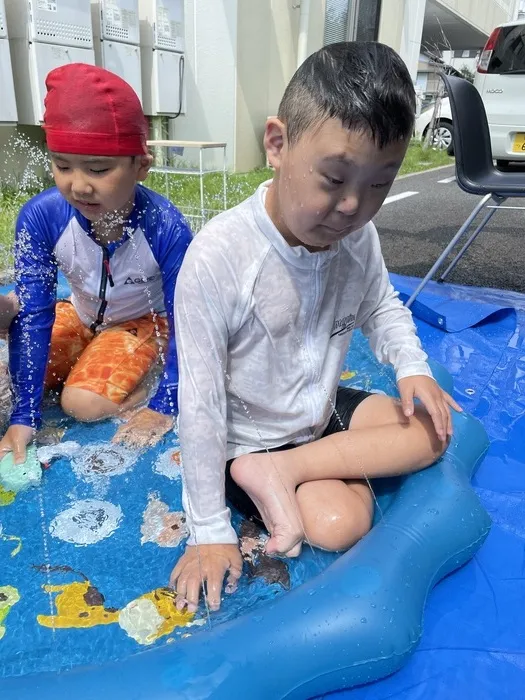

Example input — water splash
[0,132,51,277]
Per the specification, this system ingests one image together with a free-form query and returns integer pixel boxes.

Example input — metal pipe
[438,197,505,283]
[297,0,311,69]
[405,193,492,308]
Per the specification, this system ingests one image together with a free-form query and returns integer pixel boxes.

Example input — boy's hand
[112,407,173,448]
[170,544,243,613]
[0,424,35,465]
[397,375,462,442]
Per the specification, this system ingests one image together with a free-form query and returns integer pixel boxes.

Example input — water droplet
[360,617,367,624]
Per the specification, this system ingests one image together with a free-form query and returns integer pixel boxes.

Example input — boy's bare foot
[230,451,304,557]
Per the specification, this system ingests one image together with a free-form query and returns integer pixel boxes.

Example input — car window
[488,24,525,73]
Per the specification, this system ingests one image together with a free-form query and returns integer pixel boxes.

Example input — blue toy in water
[2,365,491,700]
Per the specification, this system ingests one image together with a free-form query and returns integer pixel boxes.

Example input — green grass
[0,142,453,268]
[0,190,31,270]
[398,141,453,176]
[146,167,273,213]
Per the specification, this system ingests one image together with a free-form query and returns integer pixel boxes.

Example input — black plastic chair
[406,74,525,307]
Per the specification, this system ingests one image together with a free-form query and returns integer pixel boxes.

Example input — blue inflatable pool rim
[2,363,491,700]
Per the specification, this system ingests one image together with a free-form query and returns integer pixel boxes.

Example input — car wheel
[425,120,454,155]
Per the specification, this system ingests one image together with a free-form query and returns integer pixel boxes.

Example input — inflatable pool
[2,272,524,699]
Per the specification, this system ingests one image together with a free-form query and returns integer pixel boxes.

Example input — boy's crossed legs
[229,388,447,556]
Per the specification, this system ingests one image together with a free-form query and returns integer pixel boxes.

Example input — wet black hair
[278,41,416,148]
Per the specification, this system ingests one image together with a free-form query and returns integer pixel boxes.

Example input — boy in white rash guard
[171,42,462,612]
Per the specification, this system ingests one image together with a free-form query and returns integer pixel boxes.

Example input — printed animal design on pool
[0,586,20,641]
[119,587,195,646]
[140,493,188,547]
[340,369,357,381]
[240,520,291,590]
[0,525,22,557]
[154,447,182,480]
[71,443,137,483]
[35,566,119,629]
[35,423,68,447]
[34,565,194,644]
[0,484,15,506]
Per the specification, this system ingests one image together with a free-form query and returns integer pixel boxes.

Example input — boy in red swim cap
[1,63,192,463]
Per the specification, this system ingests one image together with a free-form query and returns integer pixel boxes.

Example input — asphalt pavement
[374,165,525,293]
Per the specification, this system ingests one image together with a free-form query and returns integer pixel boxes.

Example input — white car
[474,20,525,166]
[415,19,525,166]
[414,97,454,155]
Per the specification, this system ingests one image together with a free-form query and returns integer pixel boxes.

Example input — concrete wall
[378,0,427,80]
[168,0,238,170]
[379,0,520,51]
[437,0,519,35]
[379,0,519,81]
[235,0,276,173]
[172,0,325,173]
[378,0,407,53]
[235,0,325,172]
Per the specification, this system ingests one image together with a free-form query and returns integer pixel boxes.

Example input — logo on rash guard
[330,313,356,338]
[124,274,160,285]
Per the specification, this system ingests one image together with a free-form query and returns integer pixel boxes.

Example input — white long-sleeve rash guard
[175,181,432,546]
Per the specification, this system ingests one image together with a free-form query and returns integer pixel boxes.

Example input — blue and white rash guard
[10,184,192,429]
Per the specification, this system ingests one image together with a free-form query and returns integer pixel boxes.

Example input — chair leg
[405,193,493,308]
[438,195,506,283]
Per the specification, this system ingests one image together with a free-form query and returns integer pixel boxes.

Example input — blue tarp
[328,276,525,700]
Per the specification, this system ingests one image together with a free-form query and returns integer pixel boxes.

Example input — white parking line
[383,191,418,205]
[438,175,456,184]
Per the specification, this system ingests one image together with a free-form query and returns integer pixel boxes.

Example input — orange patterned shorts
[45,302,169,405]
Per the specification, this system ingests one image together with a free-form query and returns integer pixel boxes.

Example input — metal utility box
[138,0,185,116]
[5,0,95,125]
[0,0,17,123]
[91,0,142,101]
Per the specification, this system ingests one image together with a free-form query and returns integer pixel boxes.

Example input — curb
[396,162,455,181]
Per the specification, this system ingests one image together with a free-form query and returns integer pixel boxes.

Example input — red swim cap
[42,63,148,156]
